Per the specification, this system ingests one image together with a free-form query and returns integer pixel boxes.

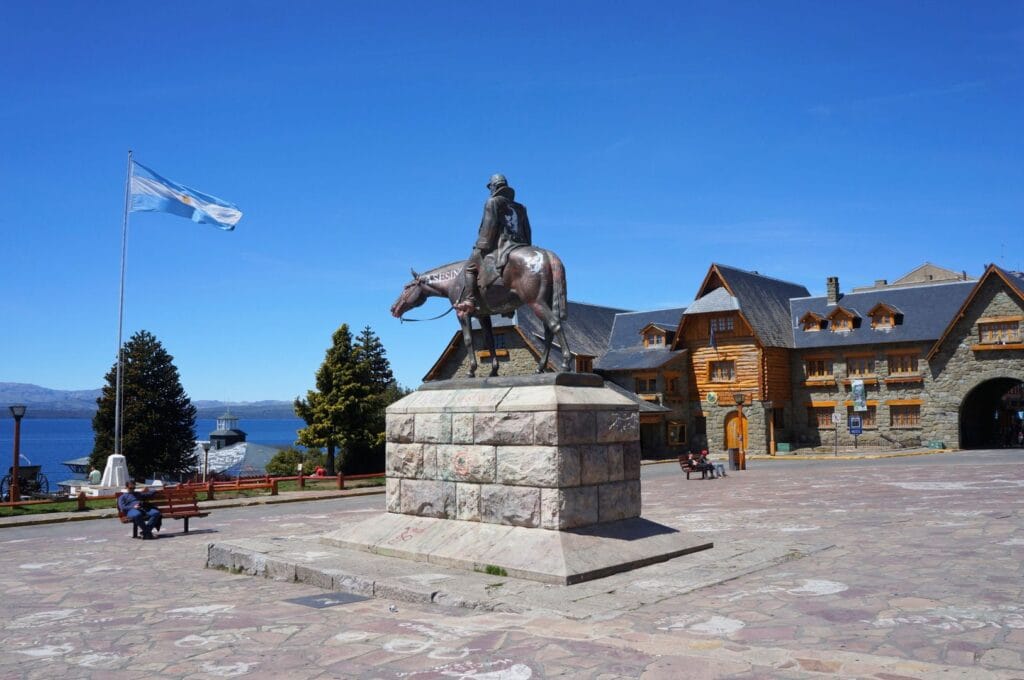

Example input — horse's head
[390,269,430,318]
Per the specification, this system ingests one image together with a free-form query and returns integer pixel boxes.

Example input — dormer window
[868,303,901,330]
[643,331,664,347]
[640,324,668,348]
[800,312,826,332]
[827,307,859,333]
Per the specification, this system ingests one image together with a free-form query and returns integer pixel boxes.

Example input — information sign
[848,415,863,435]
[830,412,843,425]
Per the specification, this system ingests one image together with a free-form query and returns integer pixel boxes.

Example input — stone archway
[959,378,1024,449]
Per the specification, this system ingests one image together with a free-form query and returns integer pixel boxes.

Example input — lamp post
[9,405,26,502]
[733,392,746,470]
[201,442,211,483]
[765,400,776,457]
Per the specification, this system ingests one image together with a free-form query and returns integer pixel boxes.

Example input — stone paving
[0,451,1022,679]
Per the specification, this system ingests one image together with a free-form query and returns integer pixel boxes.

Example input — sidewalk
[0,486,385,530]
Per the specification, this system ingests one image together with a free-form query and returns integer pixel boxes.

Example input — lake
[0,417,305,484]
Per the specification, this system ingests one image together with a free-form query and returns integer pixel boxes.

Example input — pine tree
[294,324,369,475]
[294,324,405,476]
[90,330,197,480]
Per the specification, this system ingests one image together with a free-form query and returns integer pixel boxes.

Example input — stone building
[423,263,1024,455]
[423,301,627,380]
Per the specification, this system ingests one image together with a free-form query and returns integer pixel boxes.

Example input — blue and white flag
[130,161,242,230]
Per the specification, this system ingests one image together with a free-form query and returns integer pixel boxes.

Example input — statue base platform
[321,512,711,585]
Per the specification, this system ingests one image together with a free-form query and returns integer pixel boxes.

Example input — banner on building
[852,379,867,412]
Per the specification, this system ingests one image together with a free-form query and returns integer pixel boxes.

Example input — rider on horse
[460,173,532,313]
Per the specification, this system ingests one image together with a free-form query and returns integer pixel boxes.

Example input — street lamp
[733,392,746,470]
[8,405,26,503]
[201,442,211,483]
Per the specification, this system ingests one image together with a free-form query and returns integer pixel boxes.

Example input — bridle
[399,275,456,323]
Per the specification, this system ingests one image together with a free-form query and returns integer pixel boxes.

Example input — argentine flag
[130,161,242,230]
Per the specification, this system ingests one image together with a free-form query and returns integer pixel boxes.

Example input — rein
[401,305,455,323]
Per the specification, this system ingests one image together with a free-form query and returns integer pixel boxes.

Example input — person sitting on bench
[684,452,715,479]
[700,450,727,478]
[117,480,162,539]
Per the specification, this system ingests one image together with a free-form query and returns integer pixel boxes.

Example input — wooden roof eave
[423,330,466,382]
[671,263,737,350]
[926,264,1024,361]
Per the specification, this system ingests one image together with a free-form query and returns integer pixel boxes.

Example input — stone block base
[386,373,643,530]
[321,512,712,585]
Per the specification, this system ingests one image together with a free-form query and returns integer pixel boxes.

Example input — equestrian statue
[390,174,572,377]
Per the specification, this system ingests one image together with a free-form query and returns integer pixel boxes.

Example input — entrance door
[724,412,748,450]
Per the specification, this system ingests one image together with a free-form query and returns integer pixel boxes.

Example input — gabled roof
[607,307,686,350]
[927,265,1024,360]
[679,264,810,348]
[683,287,738,315]
[518,300,630,359]
[602,380,673,414]
[893,262,968,286]
[799,311,825,323]
[595,346,687,371]
[595,306,688,371]
[792,278,975,350]
[424,300,628,381]
[826,306,861,321]
[867,301,902,317]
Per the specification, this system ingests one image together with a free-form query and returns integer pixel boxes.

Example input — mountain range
[0,382,297,419]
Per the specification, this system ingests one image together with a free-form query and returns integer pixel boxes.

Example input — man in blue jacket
[117,480,162,539]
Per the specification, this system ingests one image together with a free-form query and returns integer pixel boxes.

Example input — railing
[0,471,386,509]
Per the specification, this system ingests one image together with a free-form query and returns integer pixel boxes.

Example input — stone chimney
[826,276,840,305]
[874,279,887,288]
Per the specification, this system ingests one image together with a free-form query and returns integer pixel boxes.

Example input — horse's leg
[460,316,477,378]
[555,323,574,372]
[479,315,500,377]
[528,302,557,373]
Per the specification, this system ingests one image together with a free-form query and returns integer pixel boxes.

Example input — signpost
[848,414,863,449]
[831,412,842,456]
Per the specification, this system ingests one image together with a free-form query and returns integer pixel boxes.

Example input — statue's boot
[462,264,486,313]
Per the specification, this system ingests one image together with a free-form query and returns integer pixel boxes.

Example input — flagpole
[114,150,133,458]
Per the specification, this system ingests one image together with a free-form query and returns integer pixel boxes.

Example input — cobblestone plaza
[1,451,1022,679]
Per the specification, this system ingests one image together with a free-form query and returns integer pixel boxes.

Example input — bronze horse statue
[391,246,573,377]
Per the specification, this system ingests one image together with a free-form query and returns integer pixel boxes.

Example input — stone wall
[790,342,933,449]
[928,277,1024,447]
[433,328,544,380]
[385,376,642,531]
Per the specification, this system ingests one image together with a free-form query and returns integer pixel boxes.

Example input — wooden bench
[116,487,209,538]
[678,456,710,480]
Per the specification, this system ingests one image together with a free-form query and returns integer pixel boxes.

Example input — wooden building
[421,262,1024,457]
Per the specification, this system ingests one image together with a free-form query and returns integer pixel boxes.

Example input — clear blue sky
[2,2,1021,401]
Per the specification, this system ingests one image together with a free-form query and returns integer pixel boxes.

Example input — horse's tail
[547,249,568,323]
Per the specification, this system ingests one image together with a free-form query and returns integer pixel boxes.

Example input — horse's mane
[419,260,465,284]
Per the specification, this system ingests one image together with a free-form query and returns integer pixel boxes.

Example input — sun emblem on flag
[179,194,192,205]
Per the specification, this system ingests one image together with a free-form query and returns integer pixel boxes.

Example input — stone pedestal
[325,374,712,584]
[383,372,641,530]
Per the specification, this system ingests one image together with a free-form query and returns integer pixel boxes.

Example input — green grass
[0,476,387,516]
[0,498,116,516]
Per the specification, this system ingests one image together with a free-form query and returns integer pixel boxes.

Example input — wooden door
[724,412,748,450]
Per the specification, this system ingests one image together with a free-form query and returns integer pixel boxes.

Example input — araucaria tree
[295,324,403,475]
[90,330,197,480]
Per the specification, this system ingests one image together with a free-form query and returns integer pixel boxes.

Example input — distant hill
[0,382,296,419]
